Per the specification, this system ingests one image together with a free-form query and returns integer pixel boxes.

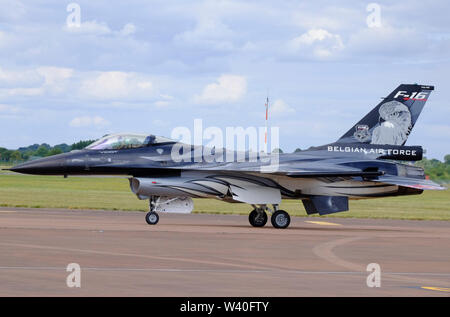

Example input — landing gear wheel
[249,209,268,227]
[271,210,290,229]
[145,211,159,225]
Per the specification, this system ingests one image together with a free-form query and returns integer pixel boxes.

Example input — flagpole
[265,96,269,153]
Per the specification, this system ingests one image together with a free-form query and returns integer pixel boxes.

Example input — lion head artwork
[370,101,412,145]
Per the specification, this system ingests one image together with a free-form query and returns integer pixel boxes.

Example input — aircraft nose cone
[10,156,65,175]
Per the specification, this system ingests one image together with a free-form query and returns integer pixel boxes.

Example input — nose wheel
[145,211,159,225]
[145,197,160,225]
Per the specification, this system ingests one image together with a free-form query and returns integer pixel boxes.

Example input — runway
[0,207,449,296]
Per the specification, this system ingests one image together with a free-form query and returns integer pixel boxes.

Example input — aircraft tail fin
[336,84,434,146]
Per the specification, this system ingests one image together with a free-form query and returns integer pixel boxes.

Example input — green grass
[0,173,147,211]
[0,170,449,220]
[0,165,12,175]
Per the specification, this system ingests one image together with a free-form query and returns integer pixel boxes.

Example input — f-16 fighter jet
[9,84,444,229]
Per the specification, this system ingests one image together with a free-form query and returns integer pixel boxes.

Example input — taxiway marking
[305,221,341,226]
[421,286,450,293]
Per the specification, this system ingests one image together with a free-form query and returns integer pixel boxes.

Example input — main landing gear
[271,210,290,229]
[248,209,268,227]
[248,205,291,229]
[145,197,159,225]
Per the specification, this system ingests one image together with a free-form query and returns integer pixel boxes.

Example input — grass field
[1,165,449,220]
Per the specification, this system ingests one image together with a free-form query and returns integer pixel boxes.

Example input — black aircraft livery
[8,84,445,229]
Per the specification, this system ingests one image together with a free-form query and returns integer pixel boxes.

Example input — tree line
[415,155,450,182]
[0,140,95,163]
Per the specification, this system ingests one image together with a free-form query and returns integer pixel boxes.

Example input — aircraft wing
[372,175,445,190]
[178,161,383,178]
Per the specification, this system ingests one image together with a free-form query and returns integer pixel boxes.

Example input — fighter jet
[9,84,445,229]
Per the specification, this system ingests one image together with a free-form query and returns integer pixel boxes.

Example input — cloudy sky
[0,0,449,159]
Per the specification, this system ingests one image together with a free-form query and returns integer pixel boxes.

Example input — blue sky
[0,0,449,159]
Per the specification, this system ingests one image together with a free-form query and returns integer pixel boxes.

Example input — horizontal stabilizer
[372,175,445,190]
[302,195,349,215]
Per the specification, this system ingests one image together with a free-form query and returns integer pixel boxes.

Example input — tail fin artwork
[337,84,434,146]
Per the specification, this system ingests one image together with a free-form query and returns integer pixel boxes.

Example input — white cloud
[36,66,73,94]
[153,94,174,108]
[174,17,234,51]
[270,99,295,117]
[152,119,165,126]
[0,67,160,102]
[0,0,26,21]
[154,101,170,108]
[0,104,21,114]
[159,94,174,100]
[69,116,110,128]
[0,31,10,49]
[294,29,334,45]
[0,87,43,97]
[0,67,41,86]
[79,71,153,100]
[0,1,447,159]
[291,6,363,32]
[0,66,73,97]
[346,26,419,57]
[64,20,112,35]
[37,67,73,84]
[195,74,247,104]
[288,28,344,58]
[120,23,136,36]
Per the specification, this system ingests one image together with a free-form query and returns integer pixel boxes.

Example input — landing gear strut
[145,197,159,225]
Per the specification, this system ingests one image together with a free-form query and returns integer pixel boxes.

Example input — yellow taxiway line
[304,221,341,226]
[421,286,450,293]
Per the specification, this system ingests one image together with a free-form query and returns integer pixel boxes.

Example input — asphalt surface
[0,207,449,296]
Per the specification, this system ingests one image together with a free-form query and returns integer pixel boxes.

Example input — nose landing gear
[145,197,159,225]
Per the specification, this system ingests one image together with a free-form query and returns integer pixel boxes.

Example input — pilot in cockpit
[144,135,156,146]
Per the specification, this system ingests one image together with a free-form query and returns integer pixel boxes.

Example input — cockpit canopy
[85,133,175,150]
